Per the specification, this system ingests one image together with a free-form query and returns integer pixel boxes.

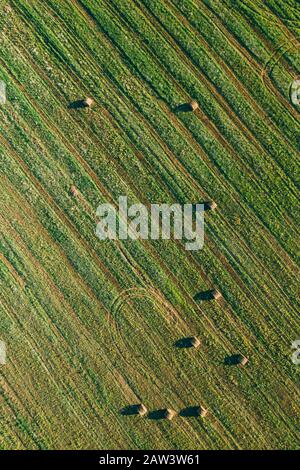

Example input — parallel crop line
[5,7,298,324]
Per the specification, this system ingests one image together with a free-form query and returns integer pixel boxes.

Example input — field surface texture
[0,0,299,450]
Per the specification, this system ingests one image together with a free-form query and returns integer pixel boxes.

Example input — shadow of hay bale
[147,409,176,420]
[180,406,206,417]
[174,337,200,349]
[224,354,248,366]
[68,99,88,109]
[147,409,167,420]
[194,289,222,301]
[194,290,213,301]
[120,404,145,416]
[173,101,199,112]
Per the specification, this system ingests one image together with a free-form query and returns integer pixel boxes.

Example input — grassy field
[0,0,299,450]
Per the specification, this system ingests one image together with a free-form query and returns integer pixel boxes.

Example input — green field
[0,0,299,450]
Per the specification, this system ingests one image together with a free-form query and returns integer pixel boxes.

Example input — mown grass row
[201,0,300,105]
[137,0,300,171]
[110,0,300,215]
[171,0,300,141]
[8,1,298,344]
[4,0,300,338]
[32,0,300,292]
[1,8,298,356]
[0,95,245,448]
[0,164,248,450]
[2,2,300,360]
[1,1,300,449]
[14,0,300,278]
[0,163,253,450]
[54,0,300,250]
[1,180,298,449]
[223,0,300,78]
[0,256,124,449]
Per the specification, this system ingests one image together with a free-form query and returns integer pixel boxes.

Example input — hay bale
[163,408,176,420]
[189,100,199,111]
[190,336,201,348]
[83,97,94,108]
[237,354,248,366]
[70,185,78,197]
[204,201,217,211]
[211,289,222,300]
[137,404,148,416]
[199,406,208,418]
[4,4,12,13]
